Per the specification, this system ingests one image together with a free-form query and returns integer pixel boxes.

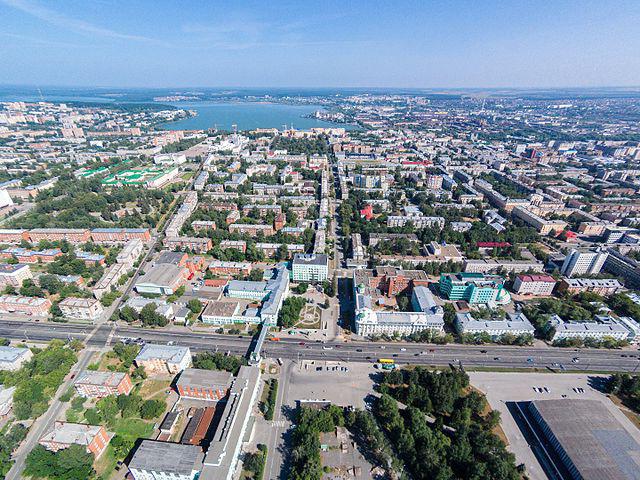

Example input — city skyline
[1,0,639,89]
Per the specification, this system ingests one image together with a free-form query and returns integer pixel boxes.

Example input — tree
[140,399,166,419]
[187,299,203,314]
[25,444,94,480]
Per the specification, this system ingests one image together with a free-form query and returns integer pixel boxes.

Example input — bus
[378,358,396,370]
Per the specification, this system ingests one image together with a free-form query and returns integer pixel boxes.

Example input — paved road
[1,319,639,373]
[5,348,96,480]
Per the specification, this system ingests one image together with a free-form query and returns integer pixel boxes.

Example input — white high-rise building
[560,248,608,278]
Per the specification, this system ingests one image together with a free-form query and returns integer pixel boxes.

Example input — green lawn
[111,417,155,440]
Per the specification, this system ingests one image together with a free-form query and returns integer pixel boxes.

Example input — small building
[74,371,133,398]
[176,368,233,401]
[58,297,104,322]
[0,346,33,371]
[39,422,112,458]
[135,344,192,375]
[292,254,329,283]
[128,440,203,480]
[513,274,557,296]
[548,314,631,342]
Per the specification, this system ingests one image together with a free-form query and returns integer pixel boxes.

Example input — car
[380,346,386,349]
[322,346,333,350]
[621,354,628,357]
[392,354,398,358]
[480,350,487,353]
[572,357,580,363]
[494,357,500,361]
[299,342,305,346]
[167,341,175,346]
[527,358,534,363]
[366,356,371,359]
[400,348,407,352]
[356,348,362,352]
[316,366,322,371]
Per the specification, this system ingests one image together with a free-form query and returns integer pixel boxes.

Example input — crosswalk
[271,419,288,428]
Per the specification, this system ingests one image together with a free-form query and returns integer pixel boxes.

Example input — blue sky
[1,0,639,88]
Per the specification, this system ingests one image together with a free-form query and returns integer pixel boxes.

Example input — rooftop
[128,440,203,475]
[135,344,190,364]
[176,368,233,391]
[530,399,640,480]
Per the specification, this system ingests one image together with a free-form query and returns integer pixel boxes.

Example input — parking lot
[470,372,640,480]
[284,361,377,410]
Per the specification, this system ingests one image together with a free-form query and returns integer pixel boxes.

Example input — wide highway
[1,320,639,373]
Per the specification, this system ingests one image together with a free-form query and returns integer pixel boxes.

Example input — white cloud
[1,0,168,46]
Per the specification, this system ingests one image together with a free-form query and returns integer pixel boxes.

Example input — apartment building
[0,295,51,316]
[58,297,104,321]
[75,371,133,398]
[560,248,608,277]
[116,239,144,267]
[0,346,33,371]
[39,422,112,457]
[28,228,91,243]
[135,344,192,375]
[556,278,624,296]
[0,229,28,243]
[163,236,212,254]
[548,314,631,342]
[455,312,535,337]
[208,260,251,277]
[512,206,568,235]
[513,274,557,295]
[228,223,275,237]
[0,247,62,263]
[0,263,32,287]
[93,263,129,300]
[292,254,329,282]
[90,228,150,244]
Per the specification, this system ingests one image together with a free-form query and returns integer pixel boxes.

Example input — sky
[1,0,639,89]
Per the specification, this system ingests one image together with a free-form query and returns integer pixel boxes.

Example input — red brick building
[176,368,233,401]
[39,422,112,457]
[74,371,133,398]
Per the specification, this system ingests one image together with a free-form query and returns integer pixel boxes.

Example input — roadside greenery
[606,373,640,413]
[243,444,267,480]
[0,424,28,478]
[25,444,94,480]
[261,379,278,421]
[375,366,522,480]
[0,341,77,420]
[278,296,306,328]
[192,351,246,374]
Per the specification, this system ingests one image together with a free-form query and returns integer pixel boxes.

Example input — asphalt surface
[3,320,640,373]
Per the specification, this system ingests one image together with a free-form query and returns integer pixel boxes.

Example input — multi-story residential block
[386,215,445,229]
[128,440,203,480]
[438,273,511,306]
[74,371,133,398]
[58,297,104,321]
[39,422,112,457]
[208,261,251,277]
[0,229,29,243]
[292,254,328,282]
[0,346,33,371]
[512,206,568,235]
[175,368,233,401]
[163,236,212,254]
[513,274,557,295]
[93,263,129,300]
[556,278,623,296]
[135,344,192,375]
[0,295,51,316]
[90,228,150,244]
[0,263,32,287]
[116,239,144,267]
[548,314,631,342]
[228,223,275,236]
[560,247,608,277]
[455,311,535,338]
[0,247,62,263]
[28,228,91,243]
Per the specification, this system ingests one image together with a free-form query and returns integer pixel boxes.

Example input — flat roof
[176,368,233,391]
[76,370,127,387]
[128,440,203,475]
[0,346,30,363]
[530,399,640,480]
